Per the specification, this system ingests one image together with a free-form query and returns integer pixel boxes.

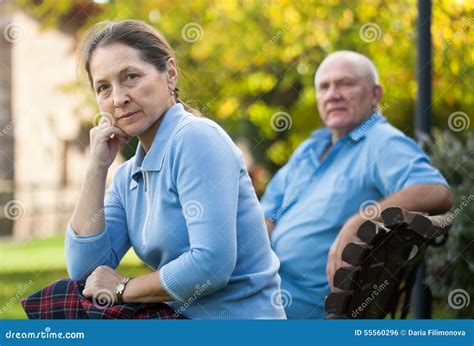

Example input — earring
[170,87,180,97]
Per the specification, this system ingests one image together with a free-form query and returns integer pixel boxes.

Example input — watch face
[116,283,125,293]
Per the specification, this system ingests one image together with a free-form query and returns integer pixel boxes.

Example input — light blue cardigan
[65,103,286,319]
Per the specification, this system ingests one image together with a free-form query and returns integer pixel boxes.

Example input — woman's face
[89,43,177,137]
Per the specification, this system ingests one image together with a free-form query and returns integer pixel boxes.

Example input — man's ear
[372,85,383,106]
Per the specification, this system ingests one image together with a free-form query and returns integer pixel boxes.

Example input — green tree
[18,0,473,168]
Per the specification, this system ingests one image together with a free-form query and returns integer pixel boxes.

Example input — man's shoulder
[288,128,328,161]
[366,118,417,147]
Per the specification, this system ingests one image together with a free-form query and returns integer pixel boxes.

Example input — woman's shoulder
[171,114,242,159]
[176,113,224,133]
[174,115,234,145]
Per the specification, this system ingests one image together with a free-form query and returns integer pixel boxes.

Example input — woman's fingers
[108,127,130,144]
[92,124,129,144]
[82,265,124,299]
[89,123,130,169]
[112,125,130,141]
[98,117,130,141]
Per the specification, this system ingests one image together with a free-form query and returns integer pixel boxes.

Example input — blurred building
[0,2,119,239]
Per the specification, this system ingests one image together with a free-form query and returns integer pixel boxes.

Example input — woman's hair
[79,19,201,116]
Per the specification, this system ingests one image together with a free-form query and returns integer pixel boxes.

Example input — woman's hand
[82,265,124,305]
[89,118,130,170]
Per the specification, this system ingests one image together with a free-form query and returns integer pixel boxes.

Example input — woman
[22,20,286,320]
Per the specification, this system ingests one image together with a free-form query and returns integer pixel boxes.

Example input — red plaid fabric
[21,279,185,319]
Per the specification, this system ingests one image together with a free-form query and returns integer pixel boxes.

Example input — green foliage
[16,0,473,167]
[426,130,474,318]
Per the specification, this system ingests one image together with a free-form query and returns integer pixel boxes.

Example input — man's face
[315,58,380,135]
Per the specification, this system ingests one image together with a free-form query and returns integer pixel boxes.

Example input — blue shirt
[65,103,286,319]
[260,113,448,319]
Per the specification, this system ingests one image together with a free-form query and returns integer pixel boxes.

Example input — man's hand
[326,184,453,291]
[326,215,365,291]
[82,265,125,305]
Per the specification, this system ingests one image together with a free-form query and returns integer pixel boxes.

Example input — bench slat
[325,207,453,319]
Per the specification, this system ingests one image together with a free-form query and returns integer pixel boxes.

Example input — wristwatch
[115,277,130,304]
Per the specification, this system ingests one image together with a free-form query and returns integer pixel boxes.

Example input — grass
[0,235,152,319]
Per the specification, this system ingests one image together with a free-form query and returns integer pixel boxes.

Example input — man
[261,51,453,319]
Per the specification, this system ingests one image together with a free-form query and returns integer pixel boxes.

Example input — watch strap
[116,276,130,304]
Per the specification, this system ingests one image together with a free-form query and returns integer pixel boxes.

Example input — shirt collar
[131,103,188,180]
[310,127,332,141]
[347,111,386,142]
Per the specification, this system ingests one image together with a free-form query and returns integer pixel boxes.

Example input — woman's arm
[123,271,172,303]
[70,120,129,235]
[157,122,240,302]
[82,265,173,303]
[83,122,240,304]
[65,120,131,280]
[70,166,108,235]
[65,174,132,280]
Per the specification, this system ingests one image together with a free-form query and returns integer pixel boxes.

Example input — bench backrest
[325,207,453,319]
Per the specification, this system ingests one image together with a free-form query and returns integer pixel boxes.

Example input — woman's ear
[167,58,178,89]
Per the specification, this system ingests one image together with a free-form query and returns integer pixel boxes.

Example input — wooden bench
[325,207,453,319]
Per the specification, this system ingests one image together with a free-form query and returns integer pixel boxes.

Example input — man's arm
[326,184,453,290]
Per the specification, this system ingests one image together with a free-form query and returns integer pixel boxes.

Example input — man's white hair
[314,50,380,86]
